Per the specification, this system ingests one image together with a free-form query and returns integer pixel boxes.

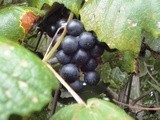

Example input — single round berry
[67,19,84,36]
[81,58,98,72]
[79,32,96,49]
[56,19,67,33]
[56,50,72,64]
[72,49,90,66]
[69,80,84,92]
[90,44,104,58]
[59,64,79,83]
[84,71,100,85]
[61,35,78,55]
[47,24,57,37]
[56,19,67,28]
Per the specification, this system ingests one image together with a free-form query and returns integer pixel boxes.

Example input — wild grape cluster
[48,19,106,92]
[36,5,116,92]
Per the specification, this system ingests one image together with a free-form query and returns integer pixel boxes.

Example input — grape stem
[42,12,74,62]
[113,99,160,111]
[46,63,86,106]
[43,26,64,58]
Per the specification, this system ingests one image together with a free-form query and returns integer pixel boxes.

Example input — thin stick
[113,99,160,111]
[46,64,86,106]
[42,13,74,62]
[34,31,43,51]
[48,90,60,118]
[132,88,154,105]
[43,26,64,58]
[106,87,118,100]
[144,62,159,85]
[126,74,133,104]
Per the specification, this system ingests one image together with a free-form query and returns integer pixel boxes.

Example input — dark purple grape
[72,49,90,66]
[61,35,78,55]
[81,58,98,72]
[90,44,104,58]
[84,71,100,85]
[47,24,57,37]
[56,50,72,64]
[79,32,96,49]
[69,80,84,92]
[59,64,79,83]
[56,19,67,33]
[67,19,84,36]
[56,19,67,28]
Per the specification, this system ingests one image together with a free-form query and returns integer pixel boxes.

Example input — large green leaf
[0,37,59,120]
[26,0,83,16]
[0,5,42,42]
[80,0,160,72]
[51,98,133,120]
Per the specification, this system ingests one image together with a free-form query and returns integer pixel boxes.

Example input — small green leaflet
[26,0,83,16]
[0,37,59,120]
[51,98,134,120]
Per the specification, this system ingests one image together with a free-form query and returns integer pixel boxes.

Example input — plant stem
[48,89,60,118]
[113,99,160,111]
[144,62,160,85]
[42,13,74,62]
[46,64,86,106]
[132,88,154,105]
[34,31,43,51]
[43,26,64,58]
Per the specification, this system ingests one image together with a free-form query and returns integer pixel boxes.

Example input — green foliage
[0,5,42,42]
[0,37,59,120]
[0,0,160,119]
[51,98,134,120]
[26,0,83,16]
[80,0,160,72]
[98,61,128,89]
[148,81,160,93]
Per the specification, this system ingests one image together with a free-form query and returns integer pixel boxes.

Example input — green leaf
[139,60,147,77]
[51,98,133,120]
[111,67,128,88]
[26,0,82,16]
[98,59,128,89]
[0,37,59,120]
[102,51,136,73]
[0,5,42,42]
[80,0,160,72]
